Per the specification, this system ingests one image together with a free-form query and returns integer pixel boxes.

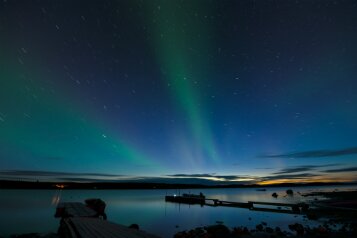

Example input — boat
[165,193,205,205]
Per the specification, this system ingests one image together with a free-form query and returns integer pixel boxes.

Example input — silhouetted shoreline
[0,180,355,190]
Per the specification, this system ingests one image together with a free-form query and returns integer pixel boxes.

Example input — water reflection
[51,189,62,206]
[0,185,355,237]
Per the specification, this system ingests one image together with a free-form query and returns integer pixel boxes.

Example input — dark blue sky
[1,0,357,184]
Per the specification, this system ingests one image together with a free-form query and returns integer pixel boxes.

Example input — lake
[0,185,354,237]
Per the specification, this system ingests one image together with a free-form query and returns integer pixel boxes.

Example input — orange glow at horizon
[257,177,354,185]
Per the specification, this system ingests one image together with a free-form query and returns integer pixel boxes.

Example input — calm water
[0,186,355,237]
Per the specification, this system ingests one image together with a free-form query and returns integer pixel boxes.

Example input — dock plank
[65,217,160,238]
[57,202,97,218]
[248,201,305,207]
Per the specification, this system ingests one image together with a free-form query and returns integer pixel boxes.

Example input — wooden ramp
[60,217,160,238]
[55,202,98,218]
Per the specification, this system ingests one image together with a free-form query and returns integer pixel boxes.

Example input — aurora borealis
[1,0,357,184]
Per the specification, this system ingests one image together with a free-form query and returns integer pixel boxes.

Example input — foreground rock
[174,222,357,237]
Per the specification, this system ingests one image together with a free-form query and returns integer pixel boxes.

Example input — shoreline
[1,180,356,190]
[7,221,357,238]
[174,222,357,238]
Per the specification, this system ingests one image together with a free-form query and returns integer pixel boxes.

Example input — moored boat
[165,193,205,205]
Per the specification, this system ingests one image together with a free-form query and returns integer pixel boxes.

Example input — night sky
[1,0,357,184]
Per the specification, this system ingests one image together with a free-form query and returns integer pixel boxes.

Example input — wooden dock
[59,217,160,238]
[55,202,98,218]
[165,196,309,214]
[248,201,309,213]
[56,200,161,238]
[55,198,108,220]
[205,199,252,208]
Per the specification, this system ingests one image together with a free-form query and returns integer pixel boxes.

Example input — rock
[286,189,294,195]
[306,212,318,220]
[174,231,187,238]
[339,225,347,232]
[232,226,250,236]
[265,227,274,233]
[274,227,285,237]
[315,225,328,235]
[205,224,230,237]
[272,192,278,198]
[183,227,205,238]
[128,224,139,230]
[301,203,309,212]
[289,223,304,236]
[256,224,264,231]
[292,205,300,213]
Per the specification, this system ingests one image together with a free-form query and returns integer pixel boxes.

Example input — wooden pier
[206,199,252,209]
[248,201,309,213]
[165,195,309,214]
[59,217,160,238]
[56,199,161,238]
[55,199,107,219]
[55,202,98,218]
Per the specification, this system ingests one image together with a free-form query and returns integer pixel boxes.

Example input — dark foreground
[7,222,357,238]
[173,189,357,238]
[174,222,357,238]
[5,189,357,238]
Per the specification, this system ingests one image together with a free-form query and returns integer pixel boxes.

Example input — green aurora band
[147,1,220,165]
[0,56,163,175]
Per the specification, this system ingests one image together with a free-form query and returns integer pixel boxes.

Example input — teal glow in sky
[1,0,357,184]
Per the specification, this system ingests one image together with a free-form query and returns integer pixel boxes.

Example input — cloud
[273,164,342,175]
[0,176,29,181]
[168,173,215,177]
[323,167,357,173]
[259,173,319,181]
[0,171,258,184]
[0,170,123,178]
[167,173,254,181]
[135,177,253,185]
[273,166,315,174]
[261,147,357,159]
[58,177,121,182]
